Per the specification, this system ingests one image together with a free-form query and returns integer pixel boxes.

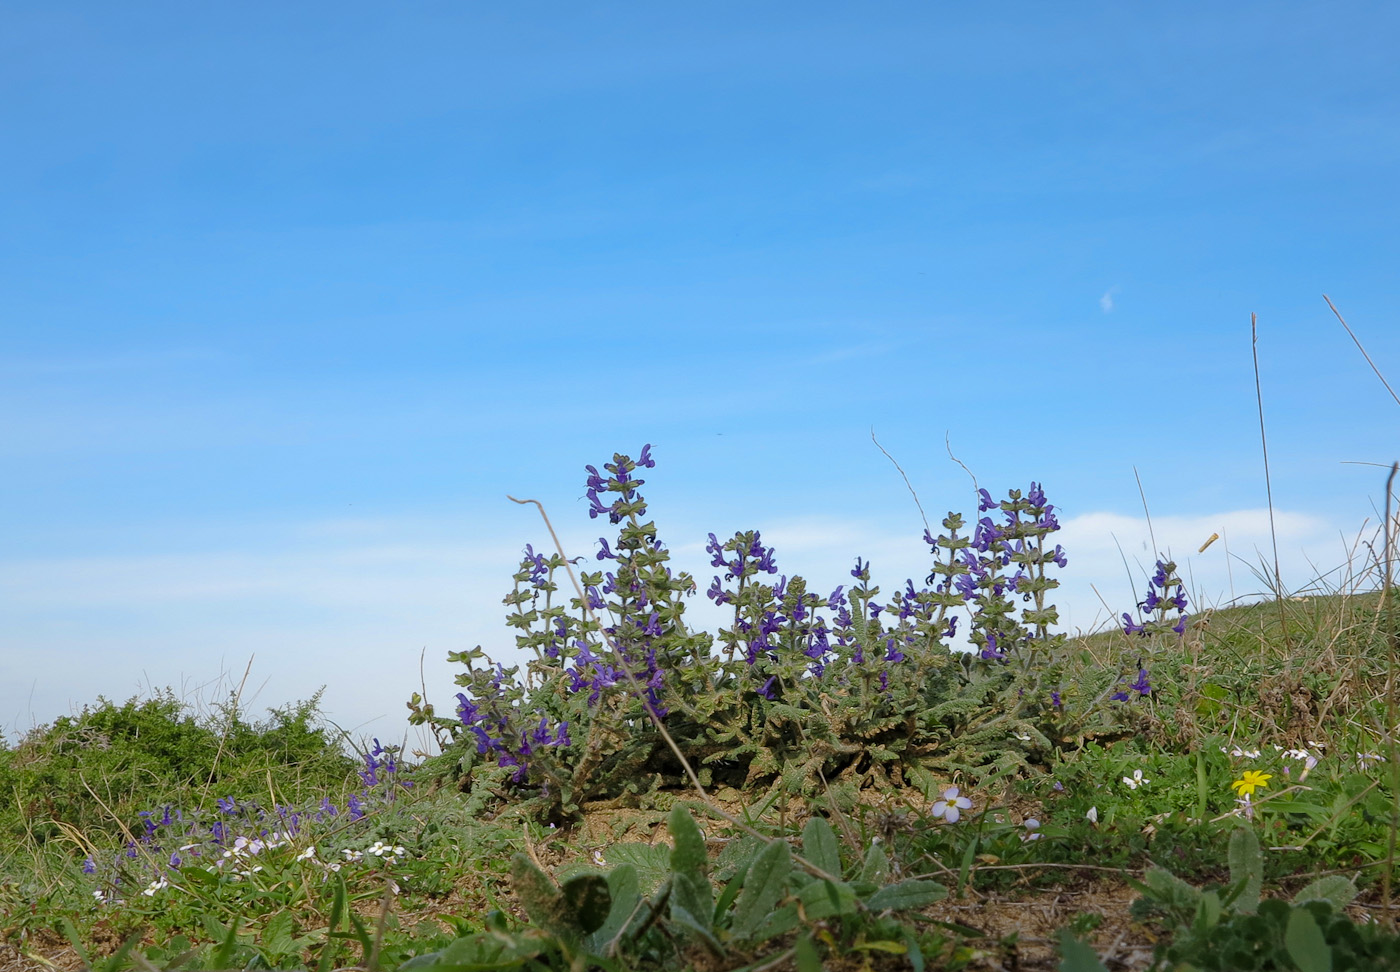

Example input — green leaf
[794,933,823,972]
[58,918,93,969]
[797,878,857,920]
[859,842,891,885]
[1285,906,1333,972]
[751,903,799,942]
[1227,827,1262,914]
[211,915,243,969]
[398,931,546,971]
[1292,875,1358,911]
[560,874,613,936]
[731,839,792,940]
[801,816,840,878]
[670,807,713,929]
[510,853,566,936]
[670,902,723,954]
[262,911,297,961]
[866,879,948,912]
[714,860,751,924]
[318,873,347,972]
[604,842,672,893]
[589,864,642,949]
[509,854,611,940]
[1193,890,1222,933]
[1056,929,1109,972]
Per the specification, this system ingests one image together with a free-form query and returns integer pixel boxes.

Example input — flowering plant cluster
[82,738,411,905]
[413,448,1148,820]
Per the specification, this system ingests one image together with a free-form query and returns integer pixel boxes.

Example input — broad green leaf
[560,874,612,936]
[859,842,890,885]
[794,933,823,972]
[1193,890,1222,933]
[797,878,857,919]
[1292,876,1358,911]
[398,931,545,972]
[1227,827,1262,914]
[751,903,799,942]
[604,843,671,892]
[510,854,568,937]
[731,839,792,940]
[801,816,840,878]
[262,911,296,961]
[589,864,642,949]
[866,879,948,912]
[1285,906,1333,972]
[670,807,713,927]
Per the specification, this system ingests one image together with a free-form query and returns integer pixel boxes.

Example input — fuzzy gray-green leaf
[1227,826,1262,914]
[731,839,792,940]
[1285,906,1333,972]
[669,806,713,928]
[866,879,948,912]
[1292,875,1358,911]
[801,816,840,878]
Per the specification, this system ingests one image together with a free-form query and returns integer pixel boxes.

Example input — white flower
[1022,818,1042,841]
[931,786,973,823]
[1122,770,1149,790]
[592,850,606,866]
[141,877,169,897]
[1284,748,1319,778]
[296,846,318,861]
[1086,806,1098,823]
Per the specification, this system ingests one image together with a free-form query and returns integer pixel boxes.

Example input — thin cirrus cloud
[1100,288,1118,313]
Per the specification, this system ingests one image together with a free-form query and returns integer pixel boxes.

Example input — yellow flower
[1231,770,1273,797]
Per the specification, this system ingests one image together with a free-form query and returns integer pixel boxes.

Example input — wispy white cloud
[1099,287,1118,313]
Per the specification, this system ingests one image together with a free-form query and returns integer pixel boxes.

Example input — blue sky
[3,2,1398,745]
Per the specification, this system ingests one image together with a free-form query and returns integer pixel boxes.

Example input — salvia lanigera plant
[409,447,1168,821]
